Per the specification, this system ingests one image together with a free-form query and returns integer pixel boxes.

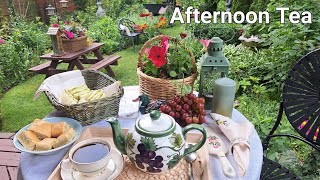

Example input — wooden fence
[0,0,77,23]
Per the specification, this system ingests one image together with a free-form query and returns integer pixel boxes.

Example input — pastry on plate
[52,128,76,148]
[17,130,40,151]
[51,122,70,138]
[35,138,57,151]
[28,119,52,139]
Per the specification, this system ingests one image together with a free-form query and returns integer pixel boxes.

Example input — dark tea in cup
[72,143,110,163]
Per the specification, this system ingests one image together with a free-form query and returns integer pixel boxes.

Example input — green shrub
[224,44,285,97]
[237,94,320,178]
[186,22,242,45]
[0,17,50,92]
[87,16,120,54]
[72,6,99,28]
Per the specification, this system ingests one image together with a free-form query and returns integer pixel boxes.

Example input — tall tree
[35,0,48,23]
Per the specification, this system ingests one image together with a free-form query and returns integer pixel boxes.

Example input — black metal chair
[261,49,320,179]
[117,18,142,50]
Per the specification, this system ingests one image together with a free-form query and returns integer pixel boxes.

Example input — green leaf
[169,133,183,148]
[126,133,136,150]
[167,154,181,169]
[140,137,157,151]
[169,71,177,77]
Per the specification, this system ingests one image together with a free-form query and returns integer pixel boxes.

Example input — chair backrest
[117,18,136,35]
[282,49,320,145]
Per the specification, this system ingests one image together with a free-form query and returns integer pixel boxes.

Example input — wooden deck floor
[0,133,19,180]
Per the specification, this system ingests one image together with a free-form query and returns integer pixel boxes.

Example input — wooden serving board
[48,127,212,180]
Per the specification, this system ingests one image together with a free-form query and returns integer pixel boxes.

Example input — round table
[18,86,263,180]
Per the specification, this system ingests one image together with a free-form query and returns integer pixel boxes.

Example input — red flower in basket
[144,36,169,67]
[148,46,167,67]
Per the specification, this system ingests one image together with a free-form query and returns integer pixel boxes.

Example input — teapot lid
[136,110,176,137]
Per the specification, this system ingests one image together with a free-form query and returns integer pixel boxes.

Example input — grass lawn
[0,25,183,132]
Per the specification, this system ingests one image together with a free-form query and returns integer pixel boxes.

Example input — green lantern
[199,37,230,109]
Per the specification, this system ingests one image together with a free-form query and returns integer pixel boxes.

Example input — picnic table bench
[0,132,19,180]
[29,43,120,78]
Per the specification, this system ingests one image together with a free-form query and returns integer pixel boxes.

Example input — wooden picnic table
[29,43,120,78]
[0,132,19,180]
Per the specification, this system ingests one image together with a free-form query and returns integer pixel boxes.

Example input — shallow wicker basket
[44,70,124,125]
[137,35,197,100]
[62,36,87,52]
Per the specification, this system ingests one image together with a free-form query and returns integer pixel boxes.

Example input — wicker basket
[44,70,124,125]
[137,35,197,100]
[62,36,87,52]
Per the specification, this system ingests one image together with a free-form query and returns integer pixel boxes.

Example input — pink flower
[0,39,4,44]
[65,32,74,39]
[200,39,211,50]
[52,23,59,27]
[161,36,169,53]
[144,48,151,55]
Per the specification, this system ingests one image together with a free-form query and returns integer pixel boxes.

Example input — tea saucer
[61,149,124,180]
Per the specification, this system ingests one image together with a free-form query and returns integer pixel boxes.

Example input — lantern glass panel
[202,72,222,97]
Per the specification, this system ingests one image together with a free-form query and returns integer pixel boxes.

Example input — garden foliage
[87,16,120,54]
[0,0,319,178]
[0,17,50,92]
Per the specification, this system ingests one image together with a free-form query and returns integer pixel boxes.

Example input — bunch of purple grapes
[135,143,164,173]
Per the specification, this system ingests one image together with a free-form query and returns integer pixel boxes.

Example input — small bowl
[13,117,82,155]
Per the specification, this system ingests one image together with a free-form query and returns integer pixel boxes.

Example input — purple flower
[0,39,4,44]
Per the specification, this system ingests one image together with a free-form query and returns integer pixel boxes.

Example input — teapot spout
[105,117,127,155]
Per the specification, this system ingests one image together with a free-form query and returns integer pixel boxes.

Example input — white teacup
[61,138,115,177]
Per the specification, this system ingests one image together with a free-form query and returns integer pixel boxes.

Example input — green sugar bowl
[106,110,207,173]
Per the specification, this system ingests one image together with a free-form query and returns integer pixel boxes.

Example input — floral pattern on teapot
[126,129,185,173]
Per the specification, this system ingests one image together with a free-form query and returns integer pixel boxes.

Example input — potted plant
[52,21,88,52]
[137,35,197,100]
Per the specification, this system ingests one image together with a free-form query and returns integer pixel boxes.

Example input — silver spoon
[185,144,197,180]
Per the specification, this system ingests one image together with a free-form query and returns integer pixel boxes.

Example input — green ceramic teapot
[106,110,207,173]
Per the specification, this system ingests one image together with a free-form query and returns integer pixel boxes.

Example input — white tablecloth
[18,86,263,180]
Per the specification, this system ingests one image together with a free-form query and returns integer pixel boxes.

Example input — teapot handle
[182,124,207,156]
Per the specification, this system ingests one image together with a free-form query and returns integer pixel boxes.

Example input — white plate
[61,148,124,180]
[13,117,82,155]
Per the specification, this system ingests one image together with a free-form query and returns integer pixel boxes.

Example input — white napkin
[34,70,85,100]
[119,24,131,36]
[102,81,122,98]
[210,113,253,176]
[117,86,139,118]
